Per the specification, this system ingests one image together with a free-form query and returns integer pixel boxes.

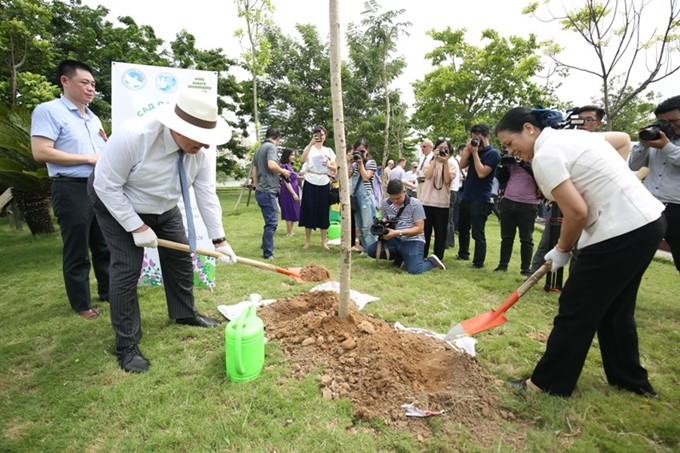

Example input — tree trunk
[13,189,55,235]
[329,0,351,319]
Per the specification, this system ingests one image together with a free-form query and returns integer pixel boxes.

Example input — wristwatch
[398,231,403,237]
[212,237,226,245]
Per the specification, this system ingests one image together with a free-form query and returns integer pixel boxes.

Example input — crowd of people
[30,60,679,396]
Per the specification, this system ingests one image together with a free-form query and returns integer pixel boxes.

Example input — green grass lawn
[1,189,679,452]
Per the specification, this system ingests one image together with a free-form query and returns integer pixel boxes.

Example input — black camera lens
[353,152,362,160]
[638,126,661,141]
[470,138,480,147]
[438,149,448,157]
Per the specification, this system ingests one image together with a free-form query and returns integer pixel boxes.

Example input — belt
[51,176,89,182]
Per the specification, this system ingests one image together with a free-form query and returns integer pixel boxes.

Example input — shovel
[445,262,552,341]
[157,238,305,283]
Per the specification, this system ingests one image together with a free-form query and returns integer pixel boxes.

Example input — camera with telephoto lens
[638,120,675,141]
[438,148,448,157]
[353,152,363,161]
[370,218,397,237]
[470,138,481,147]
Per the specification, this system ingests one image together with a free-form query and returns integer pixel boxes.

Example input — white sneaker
[429,254,446,270]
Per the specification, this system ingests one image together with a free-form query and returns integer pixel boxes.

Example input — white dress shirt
[533,128,664,248]
[93,115,226,239]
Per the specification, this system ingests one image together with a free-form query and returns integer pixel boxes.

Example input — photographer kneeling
[365,180,446,274]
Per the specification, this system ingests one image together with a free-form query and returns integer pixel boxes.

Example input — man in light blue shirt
[31,60,110,320]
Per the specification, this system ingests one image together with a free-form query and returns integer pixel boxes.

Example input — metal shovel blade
[445,262,551,341]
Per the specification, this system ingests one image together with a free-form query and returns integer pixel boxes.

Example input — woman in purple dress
[279,148,301,236]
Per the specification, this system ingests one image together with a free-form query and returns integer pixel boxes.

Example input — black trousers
[457,199,493,266]
[497,198,538,271]
[423,205,449,260]
[88,177,197,349]
[51,178,110,312]
[662,203,680,272]
[531,217,665,396]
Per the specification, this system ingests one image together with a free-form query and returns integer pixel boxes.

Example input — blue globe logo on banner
[121,68,146,90]
[155,72,178,93]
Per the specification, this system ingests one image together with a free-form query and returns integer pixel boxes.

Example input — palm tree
[0,105,54,235]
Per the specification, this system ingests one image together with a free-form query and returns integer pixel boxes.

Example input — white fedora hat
[158,89,231,145]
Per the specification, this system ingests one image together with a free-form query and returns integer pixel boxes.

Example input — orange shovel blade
[459,311,508,336]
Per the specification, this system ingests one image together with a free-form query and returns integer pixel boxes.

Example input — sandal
[77,308,100,320]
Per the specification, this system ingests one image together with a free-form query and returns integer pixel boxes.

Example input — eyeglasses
[579,117,598,123]
[437,136,451,141]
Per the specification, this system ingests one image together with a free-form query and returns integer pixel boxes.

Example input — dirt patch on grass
[259,291,524,446]
[298,264,331,282]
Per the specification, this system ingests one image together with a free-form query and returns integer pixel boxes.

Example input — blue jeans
[352,179,377,249]
[366,238,434,275]
[255,190,278,258]
[457,199,493,266]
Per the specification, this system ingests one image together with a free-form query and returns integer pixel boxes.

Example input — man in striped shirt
[365,180,446,274]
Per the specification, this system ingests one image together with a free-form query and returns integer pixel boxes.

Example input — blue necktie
[177,150,196,253]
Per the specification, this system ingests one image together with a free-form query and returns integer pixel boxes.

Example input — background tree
[411,28,555,144]
[0,105,53,234]
[234,0,274,141]
[349,0,410,180]
[257,23,334,148]
[0,0,54,107]
[524,0,680,129]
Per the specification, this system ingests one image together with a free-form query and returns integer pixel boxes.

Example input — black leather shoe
[117,345,149,373]
[176,314,221,328]
[620,386,659,399]
[494,266,507,272]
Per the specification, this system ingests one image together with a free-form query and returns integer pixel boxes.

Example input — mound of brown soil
[298,264,331,282]
[259,291,522,445]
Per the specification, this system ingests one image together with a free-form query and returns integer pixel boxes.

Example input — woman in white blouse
[495,107,665,398]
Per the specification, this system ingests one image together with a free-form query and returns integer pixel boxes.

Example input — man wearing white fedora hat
[88,88,236,373]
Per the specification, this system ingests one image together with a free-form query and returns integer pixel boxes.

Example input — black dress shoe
[619,385,659,399]
[117,345,149,373]
[176,314,221,328]
[493,266,507,272]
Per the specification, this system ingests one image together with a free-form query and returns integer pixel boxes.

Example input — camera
[499,155,519,167]
[638,120,675,141]
[353,151,363,161]
[312,127,322,142]
[370,218,397,237]
[470,138,481,147]
[438,149,448,157]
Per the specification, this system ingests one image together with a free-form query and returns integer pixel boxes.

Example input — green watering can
[225,296,265,382]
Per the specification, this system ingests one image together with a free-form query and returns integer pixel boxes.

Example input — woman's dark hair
[352,137,369,150]
[433,137,451,153]
[495,107,564,135]
[280,148,294,164]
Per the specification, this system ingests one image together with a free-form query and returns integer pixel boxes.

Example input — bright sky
[81,0,674,109]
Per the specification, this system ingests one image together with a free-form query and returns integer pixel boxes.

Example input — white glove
[544,246,572,271]
[216,244,237,265]
[132,228,158,248]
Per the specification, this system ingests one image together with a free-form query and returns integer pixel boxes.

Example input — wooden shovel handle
[156,238,301,278]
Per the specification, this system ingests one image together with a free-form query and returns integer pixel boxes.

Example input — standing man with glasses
[575,105,605,132]
[629,95,680,273]
[31,60,110,320]
[416,139,434,198]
